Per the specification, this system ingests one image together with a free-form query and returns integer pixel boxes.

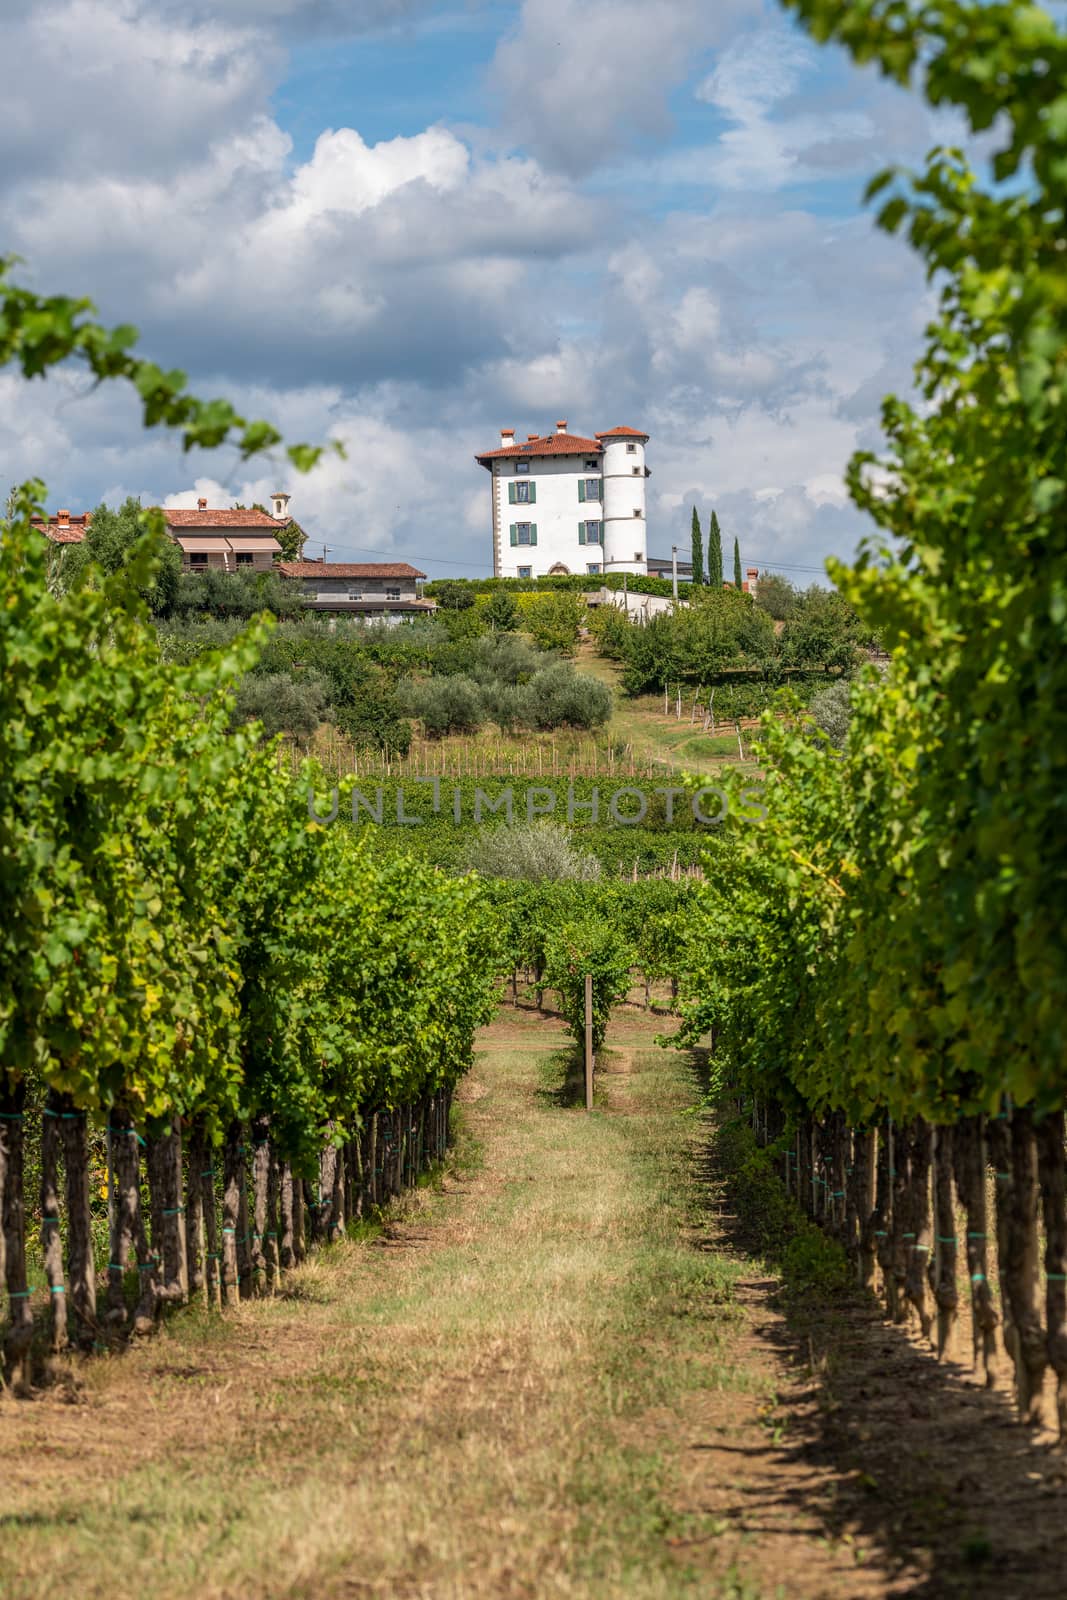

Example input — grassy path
[8,1004,1062,1598]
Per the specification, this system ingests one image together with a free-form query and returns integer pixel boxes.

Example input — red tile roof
[32,513,90,544]
[162,508,283,529]
[595,426,648,439]
[476,431,602,464]
[277,561,426,579]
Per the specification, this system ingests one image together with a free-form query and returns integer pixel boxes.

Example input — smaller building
[32,496,294,570]
[165,496,291,571]
[276,560,433,622]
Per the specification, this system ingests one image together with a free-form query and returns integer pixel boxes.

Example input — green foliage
[543,917,633,1055]
[484,589,519,632]
[619,589,777,696]
[170,567,307,619]
[402,674,486,736]
[707,510,723,589]
[463,821,602,882]
[714,1119,848,1294]
[733,538,742,591]
[753,572,798,621]
[778,587,866,673]
[807,678,853,749]
[674,0,1067,1137]
[0,493,496,1169]
[230,671,328,742]
[55,498,182,616]
[516,590,585,652]
[690,507,704,587]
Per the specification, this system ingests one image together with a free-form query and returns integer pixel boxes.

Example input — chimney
[556,419,568,434]
[500,428,515,449]
[197,497,208,510]
[56,509,70,526]
[527,433,539,441]
[271,491,291,521]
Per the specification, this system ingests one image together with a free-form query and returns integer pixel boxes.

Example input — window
[189,552,208,568]
[347,590,363,600]
[634,551,643,562]
[386,589,401,601]
[578,478,601,503]
[508,480,535,504]
[236,551,254,566]
[632,466,642,476]
[517,565,532,579]
[578,520,602,545]
[516,459,530,473]
[584,458,599,470]
[587,562,602,575]
[633,507,643,517]
[509,522,537,546]
[626,442,637,453]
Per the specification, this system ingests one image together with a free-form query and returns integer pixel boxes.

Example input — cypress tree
[708,509,723,588]
[690,506,704,586]
[733,536,743,589]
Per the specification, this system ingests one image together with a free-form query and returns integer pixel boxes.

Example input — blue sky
[0,0,966,578]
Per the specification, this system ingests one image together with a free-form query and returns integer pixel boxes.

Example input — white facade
[477,421,649,579]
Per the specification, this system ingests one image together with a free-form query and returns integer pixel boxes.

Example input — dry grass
[0,1031,748,1599]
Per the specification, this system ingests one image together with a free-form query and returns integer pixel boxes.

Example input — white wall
[490,444,649,578]
[492,453,610,578]
[601,437,648,575]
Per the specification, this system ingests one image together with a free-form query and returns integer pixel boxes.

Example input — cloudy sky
[1,0,954,578]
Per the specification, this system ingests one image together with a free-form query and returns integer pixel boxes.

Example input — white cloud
[491,0,760,176]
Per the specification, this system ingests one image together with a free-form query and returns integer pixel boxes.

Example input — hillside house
[33,494,296,570]
[476,421,651,580]
[276,560,433,621]
[164,494,293,570]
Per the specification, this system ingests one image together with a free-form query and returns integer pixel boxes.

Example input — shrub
[230,672,328,741]
[524,663,612,729]
[808,678,853,748]
[400,674,486,736]
[462,821,602,883]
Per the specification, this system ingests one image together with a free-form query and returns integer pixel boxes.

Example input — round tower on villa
[597,426,650,576]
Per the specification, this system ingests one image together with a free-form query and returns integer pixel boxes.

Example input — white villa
[476,421,650,579]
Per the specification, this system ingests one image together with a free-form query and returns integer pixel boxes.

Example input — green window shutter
[510,524,518,547]
[508,482,517,504]
[596,480,602,501]
[578,523,587,545]
[531,524,538,546]
[578,479,586,503]
[529,481,536,504]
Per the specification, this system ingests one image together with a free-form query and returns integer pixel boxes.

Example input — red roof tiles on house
[162,508,284,529]
[32,513,91,544]
[475,431,602,464]
[595,426,649,439]
[277,561,426,580]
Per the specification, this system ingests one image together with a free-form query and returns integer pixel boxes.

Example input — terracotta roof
[476,431,602,464]
[595,426,648,439]
[161,508,283,529]
[32,513,90,545]
[277,561,426,580]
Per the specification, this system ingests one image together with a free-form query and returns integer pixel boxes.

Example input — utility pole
[671,545,679,602]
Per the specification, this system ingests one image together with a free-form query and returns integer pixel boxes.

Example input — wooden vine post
[584,973,594,1113]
